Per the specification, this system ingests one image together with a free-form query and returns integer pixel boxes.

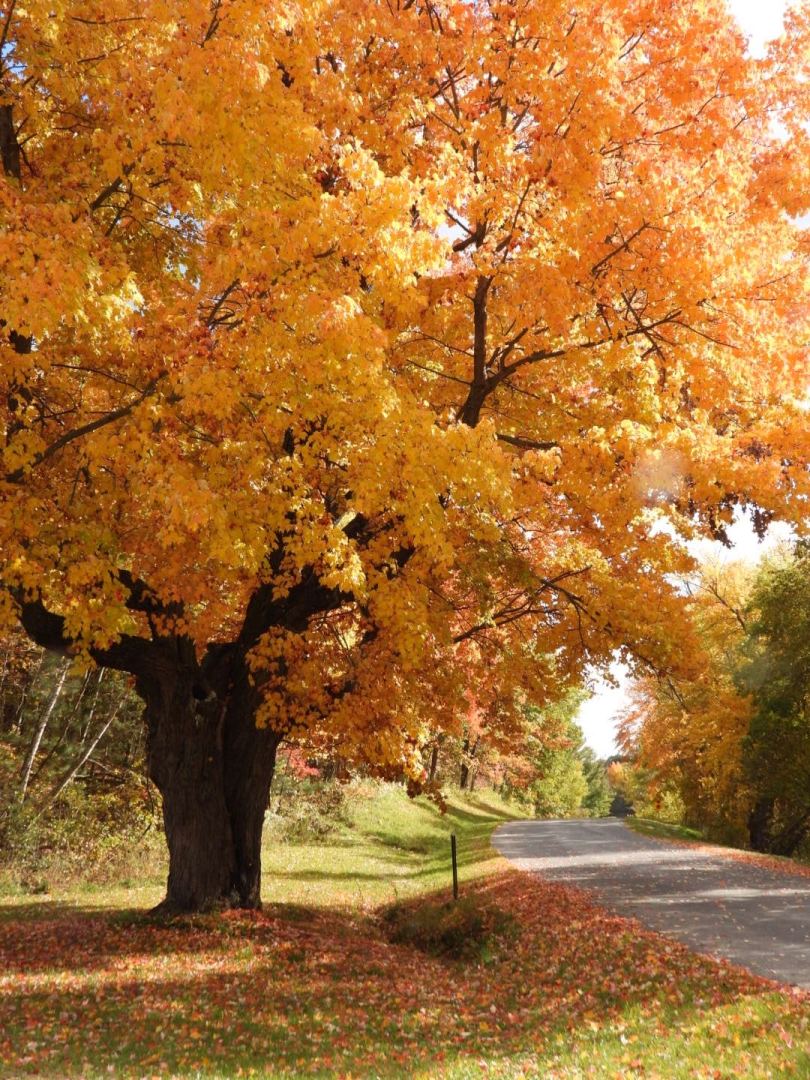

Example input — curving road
[493,817,810,988]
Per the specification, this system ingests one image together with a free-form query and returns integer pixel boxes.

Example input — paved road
[493,818,810,988]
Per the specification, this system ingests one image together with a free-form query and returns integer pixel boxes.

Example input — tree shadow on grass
[269,847,503,886]
[1,870,807,1078]
[451,795,526,823]
[0,899,111,924]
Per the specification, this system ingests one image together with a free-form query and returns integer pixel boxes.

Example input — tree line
[619,544,810,857]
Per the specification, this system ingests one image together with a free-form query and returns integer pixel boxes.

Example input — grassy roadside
[1,785,810,1078]
[626,815,810,883]
[0,783,521,920]
[626,817,705,844]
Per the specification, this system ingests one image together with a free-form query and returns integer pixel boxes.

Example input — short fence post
[451,833,459,900]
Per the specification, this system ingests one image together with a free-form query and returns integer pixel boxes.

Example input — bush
[266,777,350,843]
[0,780,165,892]
[384,894,517,961]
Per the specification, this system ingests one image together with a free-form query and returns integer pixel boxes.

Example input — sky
[727,0,789,56]
[576,0,792,758]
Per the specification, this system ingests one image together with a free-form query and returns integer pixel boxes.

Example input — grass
[0,783,521,920]
[626,817,706,844]
[262,782,522,910]
[1,784,810,1078]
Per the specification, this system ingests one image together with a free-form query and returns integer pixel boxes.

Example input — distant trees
[621,547,810,855]
[737,547,810,855]
[0,630,155,881]
[499,693,613,819]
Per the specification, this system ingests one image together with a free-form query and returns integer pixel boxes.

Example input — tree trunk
[32,701,120,823]
[18,660,69,803]
[144,670,237,913]
[222,667,281,910]
[748,797,775,852]
[14,556,357,915]
[138,646,281,914]
[428,744,439,783]
[459,737,478,790]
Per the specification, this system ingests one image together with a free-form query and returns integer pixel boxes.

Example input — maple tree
[2,0,810,911]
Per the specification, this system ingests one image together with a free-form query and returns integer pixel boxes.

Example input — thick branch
[0,103,21,180]
[13,591,154,674]
[496,433,559,452]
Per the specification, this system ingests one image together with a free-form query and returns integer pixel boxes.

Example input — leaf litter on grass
[1,868,809,1078]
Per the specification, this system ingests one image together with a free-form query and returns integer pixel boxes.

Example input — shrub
[266,777,350,843]
[0,778,165,891]
[384,894,517,961]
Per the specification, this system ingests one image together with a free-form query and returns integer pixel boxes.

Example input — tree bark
[428,744,439,783]
[748,796,775,853]
[141,659,237,913]
[222,665,281,909]
[134,640,282,914]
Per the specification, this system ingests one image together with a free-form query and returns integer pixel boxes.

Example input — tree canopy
[2,0,809,909]
[621,547,810,856]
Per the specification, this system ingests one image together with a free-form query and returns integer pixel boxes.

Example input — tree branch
[4,376,162,485]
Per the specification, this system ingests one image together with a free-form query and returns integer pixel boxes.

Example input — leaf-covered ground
[2,790,809,1078]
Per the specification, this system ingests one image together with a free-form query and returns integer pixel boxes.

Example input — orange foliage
[618,563,755,836]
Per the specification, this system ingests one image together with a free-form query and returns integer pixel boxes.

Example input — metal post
[451,833,459,900]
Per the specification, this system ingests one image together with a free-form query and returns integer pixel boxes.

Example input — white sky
[577,0,792,758]
[726,0,789,56]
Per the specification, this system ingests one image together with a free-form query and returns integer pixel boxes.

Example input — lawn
[1,785,809,1078]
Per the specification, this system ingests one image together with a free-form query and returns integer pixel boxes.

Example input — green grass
[626,816,706,844]
[0,783,522,920]
[262,782,522,910]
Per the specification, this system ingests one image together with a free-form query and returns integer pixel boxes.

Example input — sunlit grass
[627,817,705,844]
[261,782,522,910]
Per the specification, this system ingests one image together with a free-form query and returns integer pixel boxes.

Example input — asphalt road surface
[493,817,810,988]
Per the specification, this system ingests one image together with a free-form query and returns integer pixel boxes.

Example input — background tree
[0,630,155,883]
[618,562,755,841]
[2,0,810,912]
[620,547,810,855]
[500,691,612,819]
[737,546,810,855]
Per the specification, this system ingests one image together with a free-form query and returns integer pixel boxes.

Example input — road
[493,817,810,988]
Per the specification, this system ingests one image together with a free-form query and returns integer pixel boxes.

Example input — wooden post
[451,833,459,900]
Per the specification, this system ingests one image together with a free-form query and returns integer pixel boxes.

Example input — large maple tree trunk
[140,653,281,914]
[144,671,237,913]
[222,669,281,910]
